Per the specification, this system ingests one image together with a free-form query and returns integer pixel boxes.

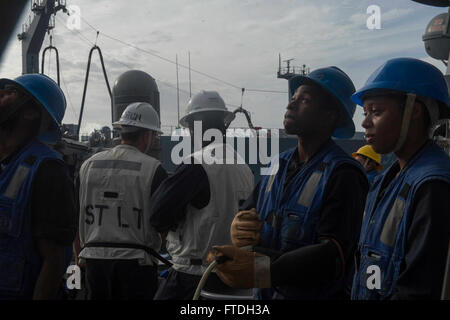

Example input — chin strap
[38,109,53,135]
[393,93,416,153]
[144,131,154,154]
[423,97,440,127]
[393,93,441,152]
[363,157,370,169]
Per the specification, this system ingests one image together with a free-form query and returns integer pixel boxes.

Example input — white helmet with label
[179,90,235,127]
[113,102,162,134]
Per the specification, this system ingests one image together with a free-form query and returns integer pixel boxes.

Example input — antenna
[277,55,310,101]
[188,51,192,98]
[278,53,281,73]
[277,54,309,80]
[283,58,294,74]
[176,54,180,126]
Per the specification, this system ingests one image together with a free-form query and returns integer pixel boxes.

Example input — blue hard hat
[289,66,356,139]
[351,57,450,118]
[0,74,66,143]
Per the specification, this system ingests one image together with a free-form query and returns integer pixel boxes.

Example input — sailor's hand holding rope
[205,209,270,289]
[206,245,271,289]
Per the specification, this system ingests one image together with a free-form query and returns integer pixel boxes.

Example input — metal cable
[78,15,286,94]
[77,45,113,137]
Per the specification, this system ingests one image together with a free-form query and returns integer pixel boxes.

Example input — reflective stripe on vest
[297,163,327,208]
[265,174,276,193]
[379,184,410,247]
[4,165,30,200]
[91,160,142,171]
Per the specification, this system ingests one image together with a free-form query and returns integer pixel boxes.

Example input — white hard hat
[179,90,235,127]
[113,102,163,134]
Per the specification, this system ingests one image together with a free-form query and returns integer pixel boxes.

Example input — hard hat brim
[179,109,235,128]
[351,82,403,107]
[112,120,163,134]
[352,152,383,171]
[351,82,450,120]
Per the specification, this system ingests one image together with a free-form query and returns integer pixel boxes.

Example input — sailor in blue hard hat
[0,74,77,299]
[351,57,450,300]
[207,67,368,300]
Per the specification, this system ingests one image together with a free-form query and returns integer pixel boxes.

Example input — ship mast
[17,0,67,74]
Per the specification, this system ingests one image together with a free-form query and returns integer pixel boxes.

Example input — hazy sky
[0,0,446,136]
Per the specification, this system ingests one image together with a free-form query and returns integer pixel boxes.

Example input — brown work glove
[230,208,263,248]
[207,245,271,289]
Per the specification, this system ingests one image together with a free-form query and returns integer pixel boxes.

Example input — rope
[193,260,217,300]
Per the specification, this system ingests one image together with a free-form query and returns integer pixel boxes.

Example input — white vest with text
[79,144,161,266]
